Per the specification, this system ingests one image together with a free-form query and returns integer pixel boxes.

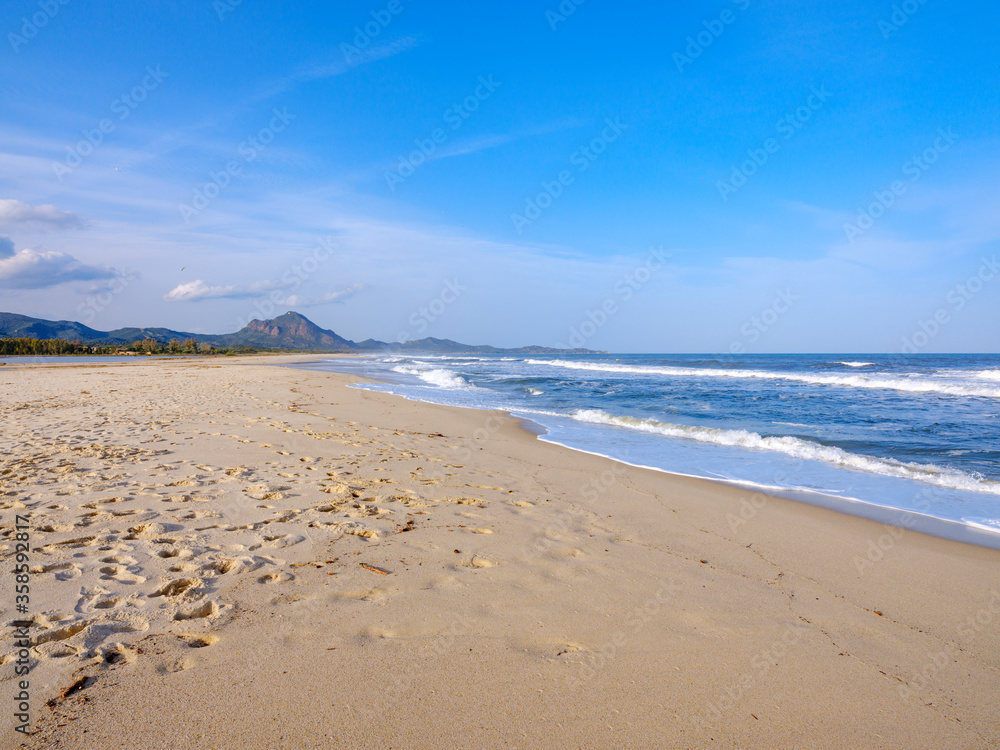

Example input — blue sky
[1,0,998,352]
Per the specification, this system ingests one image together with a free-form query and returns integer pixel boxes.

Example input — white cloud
[163,279,284,302]
[0,199,86,230]
[0,241,119,289]
[323,283,364,302]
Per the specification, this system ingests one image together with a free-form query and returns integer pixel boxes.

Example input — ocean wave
[571,409,1000,496]
[838,361,875,367]
[525,360,1000,399]
[390,366,473,389]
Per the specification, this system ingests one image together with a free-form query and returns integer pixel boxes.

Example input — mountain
[0,312,108,342]
[0,310,601,354]
[224,312,354,350]
[104,327,227,346]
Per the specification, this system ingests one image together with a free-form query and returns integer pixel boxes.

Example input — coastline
[530,441,1000,551]
[316,359,1000,552]
[3,357,999,748]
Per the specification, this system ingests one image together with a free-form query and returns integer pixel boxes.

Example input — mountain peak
[240,311,353,349]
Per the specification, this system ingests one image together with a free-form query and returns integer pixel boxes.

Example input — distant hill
[0,310,601,354]
[0,312,108,342]
[225,312,354,350]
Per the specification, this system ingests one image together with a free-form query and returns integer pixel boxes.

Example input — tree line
[0,337,265,356]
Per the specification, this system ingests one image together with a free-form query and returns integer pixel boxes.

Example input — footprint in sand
[31,562,81,581]
[101,555,138,565]
[37,523,74,533]
[157,548,192,559]
[252,533,305,550]
[32,621,88,646]
[99,565,146,584]
[149,578,201,598]
[206,557,260,575]
[174,600,220,621]
[449,497,485,506]
[180,633,219,648]
[91,616,150,636]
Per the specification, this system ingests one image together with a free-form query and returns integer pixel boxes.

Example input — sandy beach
[2,356,999,749]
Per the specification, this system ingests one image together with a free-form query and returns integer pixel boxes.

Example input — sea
[294,353,1000,546]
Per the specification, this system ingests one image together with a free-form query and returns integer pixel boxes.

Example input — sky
[1,0,998,353]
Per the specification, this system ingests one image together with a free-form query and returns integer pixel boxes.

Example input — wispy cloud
[0,199,87,230]
[250,38,420,105]
[427,118,588,163]
[163,279,284,302]
[283,283,364,307]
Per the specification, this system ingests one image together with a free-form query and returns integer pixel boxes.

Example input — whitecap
[570,409,1000,496]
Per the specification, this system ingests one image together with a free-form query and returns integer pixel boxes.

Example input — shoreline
[4,357,999,749]
[321,363,1000,553]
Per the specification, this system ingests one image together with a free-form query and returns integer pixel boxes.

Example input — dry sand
[1,356,998,749]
